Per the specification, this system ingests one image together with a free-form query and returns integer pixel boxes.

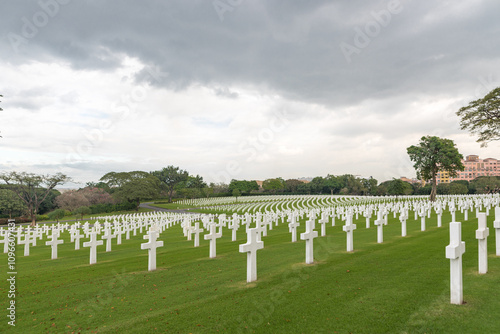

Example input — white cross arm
[475,228,489,240]
[141,241,164,250]
[495,220,500,229]
[342,224,357,232]
[446,242,465,260]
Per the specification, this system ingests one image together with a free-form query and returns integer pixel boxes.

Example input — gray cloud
[1,0,499,183]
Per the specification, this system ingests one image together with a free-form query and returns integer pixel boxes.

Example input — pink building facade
[436,155,500,183]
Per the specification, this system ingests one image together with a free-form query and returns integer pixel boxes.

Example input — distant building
[436,155,500,184]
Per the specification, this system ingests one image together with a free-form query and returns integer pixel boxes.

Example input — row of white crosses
[2,212,187,265]
[445,206,500,305]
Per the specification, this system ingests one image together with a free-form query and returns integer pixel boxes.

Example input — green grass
[35,208,155,224]
[1,210,499,333]
[149,202,201,210]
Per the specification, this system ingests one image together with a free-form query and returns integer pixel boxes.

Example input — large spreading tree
[407,136,464,202]
[100,171,160,209]
[457,87,500,146]
[0,188,26,218]
[151,166,189,203]
[0,172,71,226]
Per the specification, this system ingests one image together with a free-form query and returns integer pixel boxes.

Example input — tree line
[1,167,499,226]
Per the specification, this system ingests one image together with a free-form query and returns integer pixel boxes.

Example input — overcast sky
[1,0,499,187]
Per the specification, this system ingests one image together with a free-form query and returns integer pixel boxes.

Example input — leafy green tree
[112,174,161,209]
[228,180,259,195]
[337,174,366,195]
[85,181,111,193]
[469,176,500,194]
[407,136,464,201]
[284,179,303,193]
[151,166,189,203]
[0,172,71,226]
[450,181,469,195]
[73,206,91,221]
[262,178,285,193]
[186,175,207,189]
[209,182,230,195]
[362,177,378,195]
[309,177,325,194]
[38,189,60,214]
[48,208,66,223]
[232,188,241,202]
[0,189,26,218]
[324,175,342,195]
[457,87,500,146]
[296,182,311,194]
[386,179,412,195]
[100,171,151,191]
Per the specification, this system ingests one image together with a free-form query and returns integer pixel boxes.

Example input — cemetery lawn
[2,211,500,333]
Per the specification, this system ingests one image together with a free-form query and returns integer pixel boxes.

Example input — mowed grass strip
[1,210,499,333]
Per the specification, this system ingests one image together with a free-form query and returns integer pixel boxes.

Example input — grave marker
[300,219,318,264]
[45,229,63,260]
[445,221,465,305]
[343,215,356,252]
[193,222,204,247]
[101,228,115,252]
[494,206,500,256]
[83,230,104,265]
[204,223,222,258]
[239,228,264,282]
[476,213,489,274]
[288,214,300,243]
[141,227,164,271]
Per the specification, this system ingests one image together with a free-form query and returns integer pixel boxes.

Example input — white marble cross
[239,228,264,282]
[374,214,385,244]
[342,215,356,252]
[365,211,371,229]
[463,203,469,221]
[419,207,426,231]
[72,228,84,250]
[436,204,443,228]
[399,210,408,237]
[229,217,239,242]
[445,221,465,305]
[45,229,64,260]
[476,212,489,274]
[231,214,240,242]
[318,212,329,237]
[204,223,222,258]
[300,219,318,264]
[494,206,500,256]
[20,230,35,256]
[0,230,9,253]
[114,224,123,245]
[83,230,103,265]
[141,227,164,271]
[101,228,115,252]
[193,222,204,247]
[124,223,131,240]
[253,219,265,242]
[288,214,300,243]
[450,204,456,223]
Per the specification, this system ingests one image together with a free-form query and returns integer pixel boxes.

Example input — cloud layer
[1,0,499,186]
